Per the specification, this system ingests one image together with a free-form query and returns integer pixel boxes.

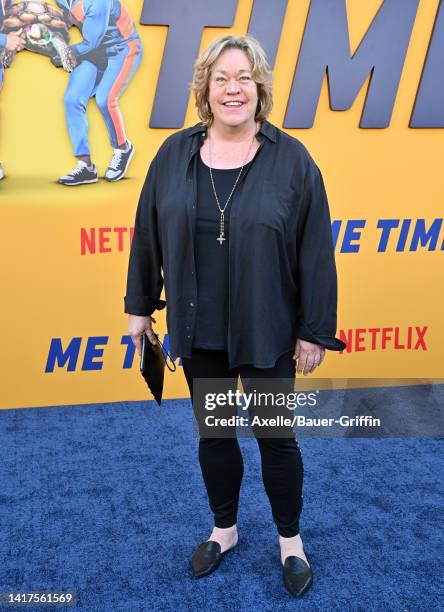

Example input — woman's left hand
[293,339,325,375]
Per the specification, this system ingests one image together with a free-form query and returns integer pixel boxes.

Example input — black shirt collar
[187,119,277,143]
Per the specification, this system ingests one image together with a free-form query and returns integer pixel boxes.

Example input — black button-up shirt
[124,120,346,368]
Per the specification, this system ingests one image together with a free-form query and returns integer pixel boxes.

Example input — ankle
[279,533,301,543]
[208,525,238,553]
[212,524,237,535]
[279,533,307,566]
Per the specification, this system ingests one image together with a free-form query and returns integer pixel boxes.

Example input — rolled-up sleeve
[124,155,166,316]
[295,161,346,351]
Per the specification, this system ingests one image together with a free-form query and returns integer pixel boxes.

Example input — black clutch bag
[140,334,176,406]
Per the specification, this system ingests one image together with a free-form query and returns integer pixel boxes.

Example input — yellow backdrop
[1,0,443,409]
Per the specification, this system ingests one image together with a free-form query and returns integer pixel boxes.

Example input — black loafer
[283,553,313,597]
[191,540,236,578]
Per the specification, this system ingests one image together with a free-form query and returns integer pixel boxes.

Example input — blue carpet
[0,398,442,611]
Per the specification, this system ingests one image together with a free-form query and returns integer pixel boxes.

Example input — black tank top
[192,154,252,350]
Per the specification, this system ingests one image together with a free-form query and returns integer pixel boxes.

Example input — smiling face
[207,47,259,131]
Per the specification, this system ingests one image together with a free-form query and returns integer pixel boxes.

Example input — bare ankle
[279,533,301,542]
[213,524,237,534]
[279,533,307,566]
[208,525,238,553]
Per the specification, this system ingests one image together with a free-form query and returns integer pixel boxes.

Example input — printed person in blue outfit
[55,0,142,186]
[0,0,25,180]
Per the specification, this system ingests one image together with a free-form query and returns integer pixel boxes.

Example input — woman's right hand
[128,314,157,357]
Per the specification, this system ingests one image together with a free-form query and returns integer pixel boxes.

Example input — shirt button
[186,335,191,339]
[190,302,194,307]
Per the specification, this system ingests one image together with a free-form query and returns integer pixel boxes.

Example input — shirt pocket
[253,178,297,234]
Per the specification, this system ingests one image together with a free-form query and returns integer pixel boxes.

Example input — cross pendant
[217,233,226,245]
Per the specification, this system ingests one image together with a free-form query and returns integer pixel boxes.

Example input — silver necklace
[208,126,257,245]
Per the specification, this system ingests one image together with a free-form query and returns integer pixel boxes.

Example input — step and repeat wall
[1,0,443,409]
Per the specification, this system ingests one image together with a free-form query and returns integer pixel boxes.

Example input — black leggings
[182,349,304,537]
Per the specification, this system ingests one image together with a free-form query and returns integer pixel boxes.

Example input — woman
[125,35,345,598]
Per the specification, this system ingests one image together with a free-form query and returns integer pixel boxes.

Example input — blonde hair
[192,35,273,126]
